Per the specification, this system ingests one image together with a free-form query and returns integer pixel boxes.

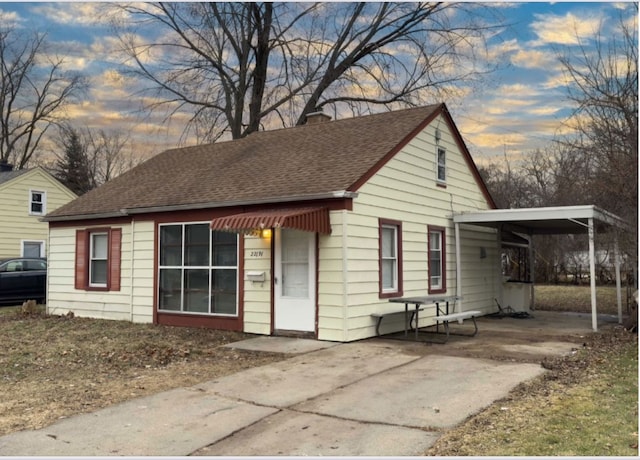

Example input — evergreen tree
[54,127,93,195]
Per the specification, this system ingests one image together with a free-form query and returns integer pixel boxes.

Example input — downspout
[454,222,462,314]
[528,233,535,310]
[130,217,135,323]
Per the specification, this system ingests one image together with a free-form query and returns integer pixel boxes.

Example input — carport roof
[453,205,629,235]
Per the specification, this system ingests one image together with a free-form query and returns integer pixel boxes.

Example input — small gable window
[437,148,446,183]
[29,190,45,215]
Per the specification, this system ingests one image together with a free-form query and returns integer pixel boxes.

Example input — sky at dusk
[0,1,636,166]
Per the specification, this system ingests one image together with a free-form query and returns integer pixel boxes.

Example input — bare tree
[109,2,500,142]
[557,6,638,260]
[0,26,86,168]
[51,124,139,192]
[85,128,140,185]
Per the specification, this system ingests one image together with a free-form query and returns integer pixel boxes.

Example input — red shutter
[109,228,122,291]
[75,229,87,290]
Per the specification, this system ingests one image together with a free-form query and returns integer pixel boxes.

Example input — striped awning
[210,207,331,234]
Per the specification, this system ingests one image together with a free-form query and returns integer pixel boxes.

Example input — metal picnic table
[388,295,461,340]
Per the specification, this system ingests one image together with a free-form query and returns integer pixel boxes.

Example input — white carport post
[528,233,535,310]
[455,222,462,314]
[588,218,598,331]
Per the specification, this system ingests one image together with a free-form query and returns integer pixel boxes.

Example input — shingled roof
[0,168,29,185]
[47,103,486,221]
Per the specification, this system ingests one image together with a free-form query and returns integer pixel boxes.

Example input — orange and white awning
[210,207,331,234]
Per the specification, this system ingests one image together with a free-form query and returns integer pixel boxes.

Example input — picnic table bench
[372,295,480,342]
[434,310,481,342]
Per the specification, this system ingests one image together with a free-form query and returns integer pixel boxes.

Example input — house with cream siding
[44,104,504,342]
[0,164,76,259]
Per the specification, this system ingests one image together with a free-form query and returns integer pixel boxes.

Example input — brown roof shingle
[47,104,444,220]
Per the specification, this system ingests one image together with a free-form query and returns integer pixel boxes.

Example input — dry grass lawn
[535,284,630,315]
[0,286,637,456]
[0,307,286,436]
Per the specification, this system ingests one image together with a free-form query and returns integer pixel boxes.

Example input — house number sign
[249,250,264,258]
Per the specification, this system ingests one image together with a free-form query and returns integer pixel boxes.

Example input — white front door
[274,228,316,332]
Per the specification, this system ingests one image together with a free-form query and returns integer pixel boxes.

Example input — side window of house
[75,228,122,291]
[428,226,446,294]
[89,232,109,287]
[22,241,44,258]
[436,147,446,183]
[379,219,403,298]
[29,190,46,215]
[158,223,239,316]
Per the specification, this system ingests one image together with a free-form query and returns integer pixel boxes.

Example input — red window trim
[378,218,403,299]
[428,225,446,294]
[75,227,121,292]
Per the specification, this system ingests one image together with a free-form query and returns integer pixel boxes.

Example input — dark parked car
[0,257,47,305]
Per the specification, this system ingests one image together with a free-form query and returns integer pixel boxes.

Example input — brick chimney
[0,159,13,172]
[305,109,332,125]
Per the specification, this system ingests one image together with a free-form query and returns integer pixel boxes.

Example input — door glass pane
[281,230,309,298]
[211,269,237,314]
[159,269,181,310]
[183,269,209,312]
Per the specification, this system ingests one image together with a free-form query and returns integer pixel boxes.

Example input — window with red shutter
[75,227,122,292]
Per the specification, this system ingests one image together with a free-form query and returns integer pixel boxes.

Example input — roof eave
[44,191,359,222]
[42,210,128,222]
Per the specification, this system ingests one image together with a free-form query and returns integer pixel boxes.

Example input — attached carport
[453,205,631,331]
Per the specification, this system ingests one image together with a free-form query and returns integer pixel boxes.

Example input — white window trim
[21,240,45,258]
[28,189,46,216]
[381,224,399,293]
[436,147,446,183]
[89,232,108,287]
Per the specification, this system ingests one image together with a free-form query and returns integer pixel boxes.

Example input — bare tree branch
[110,2,501,142]
[0,26,86,168]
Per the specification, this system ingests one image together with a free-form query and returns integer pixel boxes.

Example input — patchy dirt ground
[0,307,637,456]
[0,310,286,436]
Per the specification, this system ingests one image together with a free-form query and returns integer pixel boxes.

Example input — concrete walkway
[0,312,602,456]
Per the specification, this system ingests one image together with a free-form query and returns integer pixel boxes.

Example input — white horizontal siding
[243,234,272,335]
[342,115,500,341]
[47,220,155,323]
[317,210,348,341]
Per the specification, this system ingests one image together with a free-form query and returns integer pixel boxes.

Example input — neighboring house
[0,164,77,259]
[44,104,503,342]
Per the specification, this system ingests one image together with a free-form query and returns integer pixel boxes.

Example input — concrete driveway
[0,311,607,456]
